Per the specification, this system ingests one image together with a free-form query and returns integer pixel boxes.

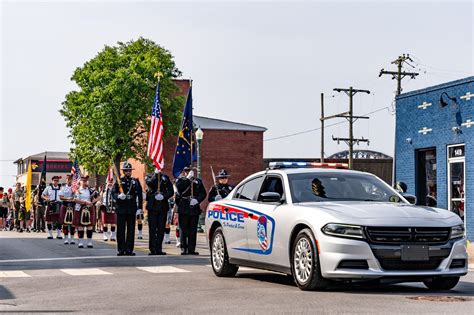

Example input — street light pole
[195,127,204,179]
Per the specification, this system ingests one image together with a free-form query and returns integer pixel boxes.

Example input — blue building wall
[396,76,474,241]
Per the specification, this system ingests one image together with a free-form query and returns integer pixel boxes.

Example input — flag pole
[189,80,194,197]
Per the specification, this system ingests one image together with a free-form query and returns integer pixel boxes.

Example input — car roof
[249,168,370,178]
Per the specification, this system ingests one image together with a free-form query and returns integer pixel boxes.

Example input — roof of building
[397,76,474,99]
[194,115,267,132]
[14,151,70,164]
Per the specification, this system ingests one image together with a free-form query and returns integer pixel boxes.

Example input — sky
[1,0,473,187]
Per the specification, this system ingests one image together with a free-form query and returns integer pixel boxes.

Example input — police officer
[208,169,235,202]
[175,167,206,255]
[145,170,174,255]
[112,162,143,256]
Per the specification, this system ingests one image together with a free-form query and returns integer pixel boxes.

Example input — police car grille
[378,258,444,271]
[366,227,450,245]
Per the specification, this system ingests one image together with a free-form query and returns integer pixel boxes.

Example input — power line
[264,106,389,142]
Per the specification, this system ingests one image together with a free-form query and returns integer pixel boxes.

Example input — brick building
[395,76,474,241]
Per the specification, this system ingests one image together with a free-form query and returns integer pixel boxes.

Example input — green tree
[60,38,183,174]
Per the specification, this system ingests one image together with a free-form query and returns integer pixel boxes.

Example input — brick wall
[396,76,474,240]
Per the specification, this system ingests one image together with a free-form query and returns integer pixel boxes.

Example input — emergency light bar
[268,161,349,170]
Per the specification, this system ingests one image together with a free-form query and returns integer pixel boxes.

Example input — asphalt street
[1,230,473,314]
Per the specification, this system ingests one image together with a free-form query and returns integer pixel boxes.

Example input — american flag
[147,82,164,170]
[71,159,81,192]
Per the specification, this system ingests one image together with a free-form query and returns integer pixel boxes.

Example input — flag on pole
[38,154,47,205]
[147,82,165,170]
[172,84,195,178]
[71,159,81,192]
[25,161,32,212]
[106,166,113,182]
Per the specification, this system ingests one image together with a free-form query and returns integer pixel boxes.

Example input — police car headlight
[322,223,365,240]
[450,224,465,240]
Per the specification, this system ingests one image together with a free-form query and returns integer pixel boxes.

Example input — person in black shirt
[208,169,235,202]
[175,167,206,255]
[112,162,143,256]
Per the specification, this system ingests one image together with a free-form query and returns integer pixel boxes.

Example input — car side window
[234,176,263,201]
[258,176,285,201]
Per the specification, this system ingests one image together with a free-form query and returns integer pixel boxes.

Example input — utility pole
[322,87,370,169]
[320,93,325,163]
[379,54,419,96]
[379,54,420,185]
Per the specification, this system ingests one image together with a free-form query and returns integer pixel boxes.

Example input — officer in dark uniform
[208,169,235,202]
[175,167,206,255]
[145,170,174,255]
[112,162,143,256]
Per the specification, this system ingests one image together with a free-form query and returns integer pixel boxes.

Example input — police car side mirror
[402,193,417,205]
[260,192,282,203]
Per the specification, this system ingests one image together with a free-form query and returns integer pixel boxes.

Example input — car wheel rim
[212,233,225,271]
[294,237,313,284]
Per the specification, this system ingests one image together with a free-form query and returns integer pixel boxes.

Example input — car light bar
[268,161,349,170]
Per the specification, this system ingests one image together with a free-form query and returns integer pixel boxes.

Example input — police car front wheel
[292,229,329,291]
[211,227,238,277]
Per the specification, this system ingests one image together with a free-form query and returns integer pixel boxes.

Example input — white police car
[205,162,468,291]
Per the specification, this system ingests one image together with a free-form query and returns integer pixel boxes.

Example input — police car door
[217,175,264,261]
[245,175,284,264]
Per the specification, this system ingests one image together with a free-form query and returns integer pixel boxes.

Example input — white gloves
[186,170,194,180]
[214,195,223,201]
[190,198,198,206]
[136,209,143,215]
[154,168,161,174]
[118,193,126,200]
[155,194,164,201]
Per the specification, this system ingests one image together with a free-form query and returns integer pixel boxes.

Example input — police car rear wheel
[292,229,328,291]
[211,227,238,277]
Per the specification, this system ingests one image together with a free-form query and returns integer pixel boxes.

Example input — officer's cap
[51,176,61,180]
[121,162,134,171]
[216,169,230,178]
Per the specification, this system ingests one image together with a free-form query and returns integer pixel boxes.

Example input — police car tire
[291,229,329,291]
[211,227,238,277]
[423,276,460,290]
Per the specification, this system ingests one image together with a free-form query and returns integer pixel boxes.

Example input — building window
[447,144,465,222]
[415,148,437,206]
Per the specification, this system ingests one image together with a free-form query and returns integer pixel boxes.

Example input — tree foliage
[61,38,183,174]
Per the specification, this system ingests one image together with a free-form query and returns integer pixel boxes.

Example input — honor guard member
[145,170,174,255]
[100,179,117,242]
[175,167,206,255]
[59,174,76,244]
[208,169,235,202]
[112,162,143,256]
[42,176,63,239]
[73,175,100,248]
[13,183,25,232]
[0,187,8,231]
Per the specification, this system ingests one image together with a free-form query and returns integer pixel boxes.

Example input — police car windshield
[288,172,399,203]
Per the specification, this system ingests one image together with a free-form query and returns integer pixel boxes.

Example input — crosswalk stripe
[136,266,190,273]
[60,268,112,276]
[0,271,31,278]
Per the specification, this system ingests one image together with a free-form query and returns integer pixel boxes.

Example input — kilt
[45,202,61,222]
[60,203,75,225]
[73,206,96,227]
[100,205,116,224]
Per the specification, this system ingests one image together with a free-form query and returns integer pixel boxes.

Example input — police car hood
[297,201,461,227]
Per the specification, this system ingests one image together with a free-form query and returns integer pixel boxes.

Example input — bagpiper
[112,162,143,256]
[59,174,76,244]
[145,170,174,255]
[42,176,63,239]
[100,179,117,242]
[175,167,206,255]
[208,169,235,202]
[73,175,100,248]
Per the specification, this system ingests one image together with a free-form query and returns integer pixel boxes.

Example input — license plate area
[401,245,429,261]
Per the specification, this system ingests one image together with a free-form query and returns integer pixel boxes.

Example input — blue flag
[172,85,196,178]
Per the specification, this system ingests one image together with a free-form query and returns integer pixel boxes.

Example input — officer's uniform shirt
[74,187,92,211]
[112,176,143,215]
[42,185,61,202]
[145,173,174,213]
[175,176,207,216]
[208,183,235,202]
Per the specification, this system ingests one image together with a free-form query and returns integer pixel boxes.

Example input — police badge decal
[257,215,269,251]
